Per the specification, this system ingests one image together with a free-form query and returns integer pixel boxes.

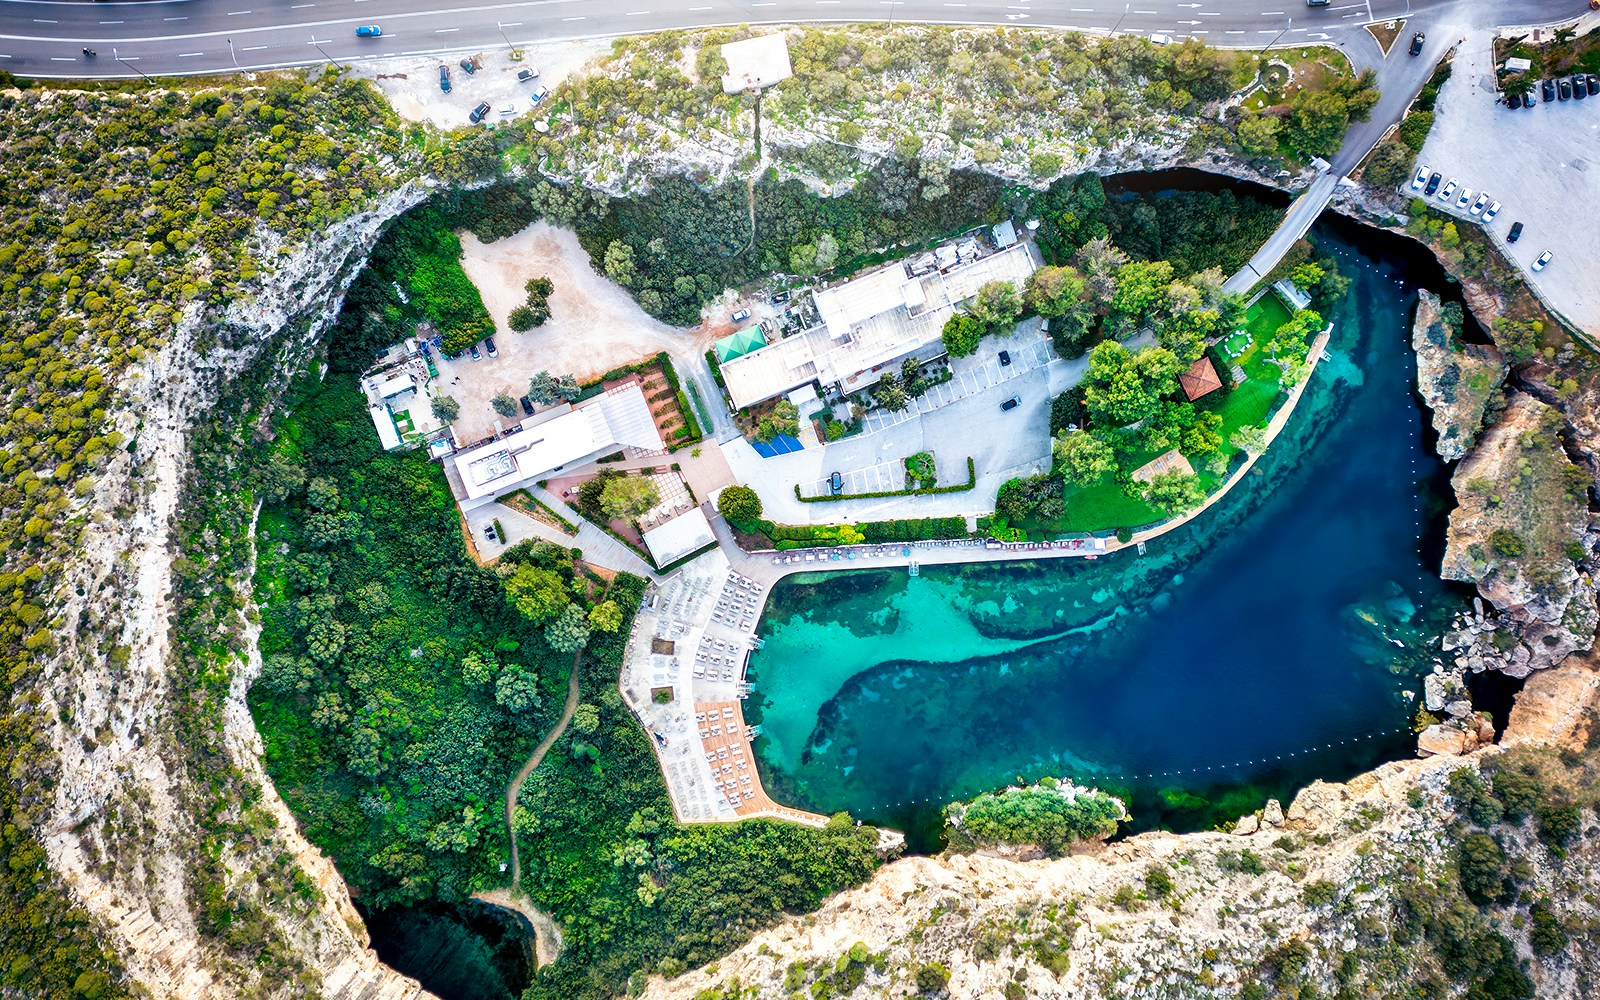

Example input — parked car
[731,308,751,322]
[1409,32,1425,56]
[517,68,537,82]
[1437,178,1457,202]
[530,84,549,105]
[1468,192,1490,216]
[1559,77,1572,100]
[1410,165,1430,190]
[770,290,791,304]
[469,344,481,361]
[998,350,1012,367]
[485,337,498,358]
[1482,200,1501,223]
[1455,187,1473,211]
[829,471,843,495]
[1507,221,1524,243]
[439,65,451,93]
[519,395,534,416]
[469,101,491,124]
[1305,0,1330,6]
[1588,74,1599,97]
[1543,78,1556,102]
[459,58,476,74]
[1575,74,1589,101]
[354,24,381,37]
[1001,397,1020,412]
[1424,172,1442,196]
[1532,250,1553,271]
[1505,93,1521,109]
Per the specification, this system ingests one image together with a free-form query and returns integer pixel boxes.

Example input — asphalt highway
[0,0,1585,81]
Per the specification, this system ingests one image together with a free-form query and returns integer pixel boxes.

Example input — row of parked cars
[1410,166,1553,271]
[1506,73,1600,108]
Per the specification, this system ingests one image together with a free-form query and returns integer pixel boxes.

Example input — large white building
[442,384,663,510]
[719,240,1037,410]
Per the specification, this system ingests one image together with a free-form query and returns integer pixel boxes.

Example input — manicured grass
[1241,293,1293,356]
[1019,473,1165,536]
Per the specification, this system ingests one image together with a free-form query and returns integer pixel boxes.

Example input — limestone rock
[1411,289,1507,462]
[1441,392,1598,675]
[1232,813,1260,836]
[1416,723,1480,757]
[1262,799,1285,827]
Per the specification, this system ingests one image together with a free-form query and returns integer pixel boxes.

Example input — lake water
[746,227,1467,848]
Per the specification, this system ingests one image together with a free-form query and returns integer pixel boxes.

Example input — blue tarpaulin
[750,434,804,458]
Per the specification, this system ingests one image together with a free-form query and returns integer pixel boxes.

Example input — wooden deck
[693,699,828,826]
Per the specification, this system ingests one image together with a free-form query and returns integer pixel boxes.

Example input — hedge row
[755,516,969,546]
[794,457,977,502]
[704,348,726,388]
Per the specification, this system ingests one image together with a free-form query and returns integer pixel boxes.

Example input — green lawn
[1241,293,1292,357]
[1018,473,1164,536]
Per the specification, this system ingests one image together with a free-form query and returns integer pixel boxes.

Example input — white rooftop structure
[370,406,402,450]
[719,241,1037,409]
[721,34,793,94]
[993,219,1018,248]
[374,373,418,399]
[641,506,717,567]
[447,384,663,505]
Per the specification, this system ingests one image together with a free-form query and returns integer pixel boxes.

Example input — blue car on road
[354,25,381,37]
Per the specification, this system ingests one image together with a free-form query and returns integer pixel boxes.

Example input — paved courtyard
[1416,23,1600,333]
[725,321,1065,525]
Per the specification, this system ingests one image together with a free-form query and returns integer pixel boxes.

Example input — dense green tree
[599,476,661,522]
[1364,140,1414,189]
[942,313,984,357]
[1025,265,1087,319]
[529,370,582,405]
[875,374,910,412]
[1236,112,1281,156]
[491,394,518,417]
[509,305,538,331]
[495,667,543,713]
[1082,341,1184,426]
[430,394,461,423]
[505,564,570,623]
[968,279,1024,331]
[1140,470,1206,514]
[1230,424,1268,456]
[604,240,638,287]
[950,780,1125,855]
[716,485,763,524]
[544,605,591,654]
[588,601,625,634]
[1053,430,1116,486]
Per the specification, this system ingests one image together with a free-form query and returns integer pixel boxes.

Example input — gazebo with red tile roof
[1178,356,1223,401]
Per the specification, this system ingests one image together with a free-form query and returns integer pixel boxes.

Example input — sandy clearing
[445,222,700,442]
[359,39,606,130]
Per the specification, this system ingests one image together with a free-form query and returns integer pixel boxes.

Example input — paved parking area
[859,333,1054,435]
[1416,27,1600,332]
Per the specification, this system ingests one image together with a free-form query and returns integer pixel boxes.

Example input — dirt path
[504,647,583,891]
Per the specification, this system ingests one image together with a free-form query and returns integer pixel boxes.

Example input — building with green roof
[714,325,767,364]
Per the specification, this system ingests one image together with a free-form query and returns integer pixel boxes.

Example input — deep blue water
[747,227,1466,847]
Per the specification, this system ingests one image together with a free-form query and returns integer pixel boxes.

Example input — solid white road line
[242,44,269,50]
[178,50,203,56]
[227,11,252,16]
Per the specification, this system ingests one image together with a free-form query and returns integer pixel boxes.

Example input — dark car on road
[998,350,1012,367]
[459,58,476,74]
[1543,78,1557,102]
[1507,221,1524,243]
[1424,171,1442,196]
[1409,32,1425,56]
[520,395,535,415]
[1573,74,1588,101]
[439,65,451,93]
[1001,397,1020,412]
[517,68,538,82]
[485,337,498,358]
[1588,74,1599,97]
[469,344,481,361]
[1506,92,1521,109]
[1559,77,1572,100]
[829,472,843,495]
[470,101,491,124]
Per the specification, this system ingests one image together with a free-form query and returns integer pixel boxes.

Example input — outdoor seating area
[694,700,765,814]
[708,571,763,633]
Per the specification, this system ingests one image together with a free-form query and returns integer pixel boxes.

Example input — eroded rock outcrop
[1411,289,1506,462]
[1440,392,1597,676]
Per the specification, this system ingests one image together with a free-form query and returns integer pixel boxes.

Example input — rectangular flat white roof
[374,373,418,399]
[370,405,402,451]
[452,384,664,502]
[720,243,1037,408]
[642,506,717,567]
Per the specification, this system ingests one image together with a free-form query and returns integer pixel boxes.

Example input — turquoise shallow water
[746,230,1463,845]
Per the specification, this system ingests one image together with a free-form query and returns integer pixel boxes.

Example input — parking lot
[1416,27,1600,331]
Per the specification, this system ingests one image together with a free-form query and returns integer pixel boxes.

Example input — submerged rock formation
[1440,392,1597,677]
[1411,289,1506,462]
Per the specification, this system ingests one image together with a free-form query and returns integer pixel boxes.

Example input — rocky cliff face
[640,657,1600,1000]
[1411,289,1506,462]
[1439,392,1596,677]
[36,181,435,1000]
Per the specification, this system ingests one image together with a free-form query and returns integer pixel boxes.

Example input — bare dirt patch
[442,222,698,442]
[1367,20,1406,57]
[358,40,606,130]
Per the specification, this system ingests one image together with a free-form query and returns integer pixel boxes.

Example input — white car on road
[1438,178,1457,202]
[1482,200,1502,223]
[1532,251,1553,272]
[1455,187,1473,211]
[1411,165,1431,191]
[1469,192,1490,216]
